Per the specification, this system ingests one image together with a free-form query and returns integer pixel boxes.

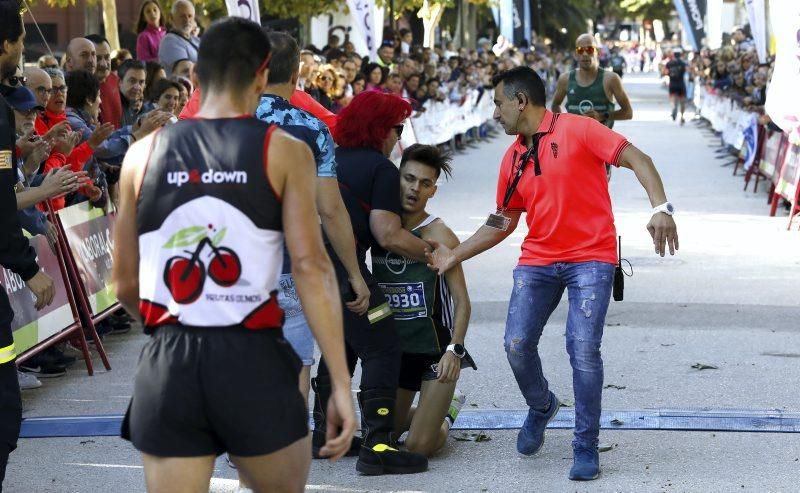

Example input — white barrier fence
[697,86,755,151]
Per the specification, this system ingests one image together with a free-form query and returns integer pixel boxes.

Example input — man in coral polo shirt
[427,67,678,481]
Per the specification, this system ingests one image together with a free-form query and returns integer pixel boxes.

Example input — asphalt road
[6,72,800,493]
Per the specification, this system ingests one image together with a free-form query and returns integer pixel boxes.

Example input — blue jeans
[504,262,614,448]
[277,274,316,366]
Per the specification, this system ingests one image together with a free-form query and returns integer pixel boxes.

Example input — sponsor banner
[8,234,74,354]
[745,0,768,63]
[765,0,800,145]
[776,144,800,201]
[225,0,260,24]
[346,0,380,62]
[58,203,117,315]
[673,0,707,51]
[759,131,787,178]
[741,113,759,171]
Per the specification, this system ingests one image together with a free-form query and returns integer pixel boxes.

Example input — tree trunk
[464,1,476,49]
[418,0,445,49]
[101,0,120,50]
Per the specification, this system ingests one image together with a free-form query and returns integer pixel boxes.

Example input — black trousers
[0,353,21,492]
[316,263,401,392]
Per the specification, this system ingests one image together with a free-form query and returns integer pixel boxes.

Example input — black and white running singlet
[136,118,284,332]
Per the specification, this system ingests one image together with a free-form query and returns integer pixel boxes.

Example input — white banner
[765,0,800,144]
[745,0,768,63]
[225,0,260,24]
[346,0,379,62]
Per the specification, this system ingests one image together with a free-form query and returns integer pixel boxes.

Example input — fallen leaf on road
[598,443,617,452]
[475,432,491,442]
[691,363,718,370]
[604,384,626,390]
[660,343,675,347]
[454,432,492,442]
[559,400,574,408]
[610,418,625,426]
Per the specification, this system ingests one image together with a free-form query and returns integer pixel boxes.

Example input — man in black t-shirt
[312,91,432,476]
[665,49,688,124]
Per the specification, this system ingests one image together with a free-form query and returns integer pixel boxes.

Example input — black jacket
[0,85,40,330]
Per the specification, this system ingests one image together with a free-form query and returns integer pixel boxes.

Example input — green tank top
[372,216,453,355]
[566,69,615,128]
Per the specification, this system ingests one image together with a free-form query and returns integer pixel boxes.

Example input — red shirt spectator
[495,111,630,266]
[35,111,95,210]
[98,71,123,128]
[179,87,337,134]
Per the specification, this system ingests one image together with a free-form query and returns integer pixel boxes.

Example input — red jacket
[98,72,123,129]
[35,110,94,210]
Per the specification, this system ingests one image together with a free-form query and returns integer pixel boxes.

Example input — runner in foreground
[112,18,355,492]
[371,144,476,456]
[427,66,678,481]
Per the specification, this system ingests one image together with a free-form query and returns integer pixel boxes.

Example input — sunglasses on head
[575,46,597,56]
[393,124,404,137]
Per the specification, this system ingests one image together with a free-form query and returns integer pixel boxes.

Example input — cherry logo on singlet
[161,225,242,304]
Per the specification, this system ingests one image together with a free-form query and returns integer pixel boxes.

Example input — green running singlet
[566,69,615,129]
[372,216,454,355]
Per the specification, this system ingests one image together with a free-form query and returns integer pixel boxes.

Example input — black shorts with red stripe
[122,324,307,457]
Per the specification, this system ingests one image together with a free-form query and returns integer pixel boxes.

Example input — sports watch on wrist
[446,343,466,359]
[652,201,675,216]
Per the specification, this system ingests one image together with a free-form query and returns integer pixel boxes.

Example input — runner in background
[551,33,633,180]
[664,48,688,125]
[113,18,355,492]
[371,144,476,457]
[609,48,626,78]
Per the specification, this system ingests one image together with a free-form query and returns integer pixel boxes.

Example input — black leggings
[316,270,401,391]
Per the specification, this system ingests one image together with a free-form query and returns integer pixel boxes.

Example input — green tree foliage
[619,0,674,21]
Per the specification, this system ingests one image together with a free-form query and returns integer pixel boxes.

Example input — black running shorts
[669,84,687,97]
[398,352,440,392]
[121,324,308,457]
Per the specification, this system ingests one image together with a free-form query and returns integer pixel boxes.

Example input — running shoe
[17,369,42,389]
[47,346,77,367]
[19,361,66,378]
[446,391,467,426]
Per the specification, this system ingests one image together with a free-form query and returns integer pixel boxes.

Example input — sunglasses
[393,124,404,137]
[575,46,597,56]
[8,75,26,87]
[318,75,333,82]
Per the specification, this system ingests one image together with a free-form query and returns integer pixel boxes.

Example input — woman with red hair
[312,91,432,476]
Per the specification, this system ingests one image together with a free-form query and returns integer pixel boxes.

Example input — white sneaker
[18,370,42,390]
[446,390,467,426]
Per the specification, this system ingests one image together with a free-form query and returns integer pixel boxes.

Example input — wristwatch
[446,343,466,359]
[652,201,675,216]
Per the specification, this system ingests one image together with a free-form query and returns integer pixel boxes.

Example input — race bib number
[379,282,427,320]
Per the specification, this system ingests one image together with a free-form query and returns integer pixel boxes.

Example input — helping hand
[425,240,457,274]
